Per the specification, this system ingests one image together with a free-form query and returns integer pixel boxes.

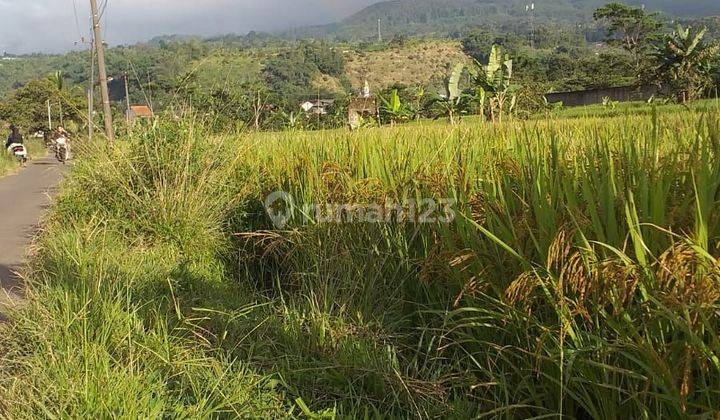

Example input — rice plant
[2,106,720,418]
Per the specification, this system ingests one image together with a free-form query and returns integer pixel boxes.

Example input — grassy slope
[181,40,470,95]
[2,106,720,417]
[189,50,264,89]
[344,40,470,90]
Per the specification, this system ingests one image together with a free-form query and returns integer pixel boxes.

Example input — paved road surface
[0,156,64,310]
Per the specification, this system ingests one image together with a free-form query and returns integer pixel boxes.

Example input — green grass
[2,107,720,418]
[538,97,720,120]
[0,139,46,177]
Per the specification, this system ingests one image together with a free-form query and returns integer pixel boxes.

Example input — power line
[100,0,109,40]
[71,0,83,41]
[99,0,108,18]
[126,57,154,112]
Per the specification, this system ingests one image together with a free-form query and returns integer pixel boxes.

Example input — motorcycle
[6,143,28,166]
[55,137,69,164]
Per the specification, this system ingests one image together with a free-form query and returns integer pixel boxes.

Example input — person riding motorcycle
[52,127,70,162]
[5,124,28,166]
[5,125,23,149]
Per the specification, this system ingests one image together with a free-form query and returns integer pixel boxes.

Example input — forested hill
[285,0,720,39]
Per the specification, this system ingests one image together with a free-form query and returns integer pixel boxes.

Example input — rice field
[1,106,720,418]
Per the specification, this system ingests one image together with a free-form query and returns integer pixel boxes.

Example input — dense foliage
[0,78,85,134]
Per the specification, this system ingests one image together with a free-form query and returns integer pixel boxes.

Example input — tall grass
[2,107,720,418]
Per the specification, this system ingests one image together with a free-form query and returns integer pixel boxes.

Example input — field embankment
[1,109,720,417]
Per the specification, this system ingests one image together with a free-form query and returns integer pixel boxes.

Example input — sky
[0,0,379,54]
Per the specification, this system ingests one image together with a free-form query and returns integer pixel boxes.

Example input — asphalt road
[0,155,64,310]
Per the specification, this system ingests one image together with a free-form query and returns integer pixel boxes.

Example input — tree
[47,71,67,126]
[594,2,662,77]
[379,89,411,125]
[250,87,270,131]
[652,25,720,102]
[0,78,84,134]
[299,41,345,77]
[462,30,524,62]
[472,45,516,123]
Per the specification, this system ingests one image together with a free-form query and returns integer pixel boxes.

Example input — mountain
[283,0,720,40]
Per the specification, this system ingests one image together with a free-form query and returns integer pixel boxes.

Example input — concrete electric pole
[124,73,131,125]
[88,38,95,142]
[47,100,52,130]
[90,0,114,142]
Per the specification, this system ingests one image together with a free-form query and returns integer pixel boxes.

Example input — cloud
[0,0,378,53]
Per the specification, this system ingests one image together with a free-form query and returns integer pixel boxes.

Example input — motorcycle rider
[5,124,28,166]
[5,125,23,149]
[52,127,70,162]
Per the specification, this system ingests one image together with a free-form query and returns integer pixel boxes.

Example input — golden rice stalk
[506,271,541,307]
[655,243,720,307]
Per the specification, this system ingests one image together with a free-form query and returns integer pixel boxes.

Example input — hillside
[0,40,470,101]
[286,0,720,39]
[344,40,470,91]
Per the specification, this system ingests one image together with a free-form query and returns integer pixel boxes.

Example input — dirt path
[0,156,64,310]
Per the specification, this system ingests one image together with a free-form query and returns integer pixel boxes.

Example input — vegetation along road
[0,0,719,416]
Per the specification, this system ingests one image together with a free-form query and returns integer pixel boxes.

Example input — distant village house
[300,99,335,115]
[125,105,154,124]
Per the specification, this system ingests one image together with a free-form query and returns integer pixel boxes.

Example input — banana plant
[652,25,720,103]
[379,89,411,126]
[432,63,468,125]
[473,45,516,123]
[282,111,302,131]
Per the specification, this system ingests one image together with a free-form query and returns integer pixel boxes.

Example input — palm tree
[652,25,720,103]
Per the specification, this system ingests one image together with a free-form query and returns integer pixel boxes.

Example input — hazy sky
[0,0,378,54]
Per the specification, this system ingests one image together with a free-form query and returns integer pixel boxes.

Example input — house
[299,99,335,115]
[1,52,19,61]
[125,105,154,124]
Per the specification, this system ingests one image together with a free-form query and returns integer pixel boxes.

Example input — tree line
[0,2,718,134]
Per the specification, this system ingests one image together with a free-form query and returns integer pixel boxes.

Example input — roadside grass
[0,139,47,177]
[0,131,290,418]
[2,106,720,417]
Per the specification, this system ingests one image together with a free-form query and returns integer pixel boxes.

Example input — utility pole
[88,38,95,141]
[90,0,114,142]
[377,18,382,43]
[124,73,131,125]
[47,100,52,130]
[527,3,536,49]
